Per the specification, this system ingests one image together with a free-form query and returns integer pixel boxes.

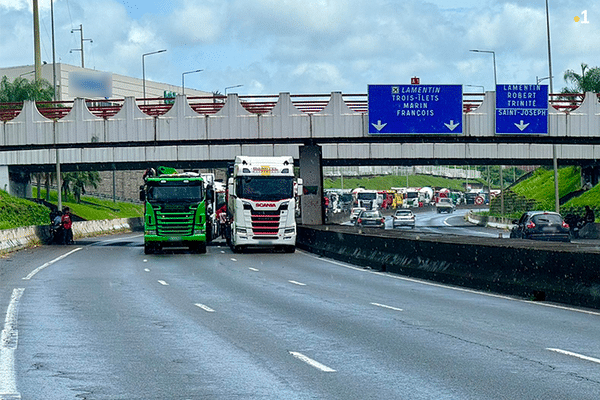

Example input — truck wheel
[233,245,244,254]
[198,243,207,254]
[285,245,296,253]
[144,243,153,254]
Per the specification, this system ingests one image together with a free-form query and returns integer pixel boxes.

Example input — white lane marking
[249,268,259,272]
[23,248,82,280]
[144,269,150,272]
[158,280,169,286]
[299,251,600,317]
[371,302,403,312]
[547,348,600,365]
[443,217,453,227]
[289,280,306,286]
[289,351,336,372]
[93,234,143,245]
[0,288,25,399]
[230,258,237,262]
[195,303,215,313]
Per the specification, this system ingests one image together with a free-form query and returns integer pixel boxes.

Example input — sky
[0,0,598,95]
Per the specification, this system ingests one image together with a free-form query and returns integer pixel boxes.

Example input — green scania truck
[140,166,212,254]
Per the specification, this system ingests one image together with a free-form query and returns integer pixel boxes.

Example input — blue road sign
[368,84,463,135]
[496,84,548,134]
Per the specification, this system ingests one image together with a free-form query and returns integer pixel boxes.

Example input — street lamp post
[470,49,504,218]
[536,76,553,85]
[545,0,559,213]
[181,69,203,95]
[225,84,243,95]
[470,49,497,88]
[142,49,167,103]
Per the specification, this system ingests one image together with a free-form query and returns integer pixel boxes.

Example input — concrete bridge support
[581,165,600,188]
[299,145,324,225]
[0,166,32,197]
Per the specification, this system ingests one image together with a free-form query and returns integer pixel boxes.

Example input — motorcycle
[564,213,584,239]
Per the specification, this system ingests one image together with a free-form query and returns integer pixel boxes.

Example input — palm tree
[61,172,102,203]
[561,63,600,94]
[0,76,54,103]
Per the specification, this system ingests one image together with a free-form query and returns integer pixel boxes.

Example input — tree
[0,76,54,103]
[561,63,600,94]
[61,172,102,203]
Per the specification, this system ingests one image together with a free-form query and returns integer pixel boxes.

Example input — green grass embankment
[0,189,143,230]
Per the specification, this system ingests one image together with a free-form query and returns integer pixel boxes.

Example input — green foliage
[0,190,50,230]
[561,184,600,222]
[61,171,102,203]
[33,188,143,221]
[561,63,600,94]
[0,75,55,103]
[511,166,581,209]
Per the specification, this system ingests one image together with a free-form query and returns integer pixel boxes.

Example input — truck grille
[156,210,195,236]
[251,211,280,236]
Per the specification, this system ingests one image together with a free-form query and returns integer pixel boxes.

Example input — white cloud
[1,0,599,95]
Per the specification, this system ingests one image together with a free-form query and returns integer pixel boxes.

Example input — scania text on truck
[226,156,302,253]
[140,166,210,254]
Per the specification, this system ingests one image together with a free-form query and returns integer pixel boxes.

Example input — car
[350,207,366,223]
[509,211,570,242]
[435,197,455,213]
[392,209,415,229]
[355,210,386,229]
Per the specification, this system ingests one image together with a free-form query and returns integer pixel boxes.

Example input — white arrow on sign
[444,120,460,131]
[371,120,387,131]
[514,120,530,131]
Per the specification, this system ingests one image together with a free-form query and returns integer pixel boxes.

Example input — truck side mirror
[227,177,234,197]
[139,186,145,202]
[296,178,303,196]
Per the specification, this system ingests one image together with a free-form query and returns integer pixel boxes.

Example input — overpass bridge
[1,90,599,224]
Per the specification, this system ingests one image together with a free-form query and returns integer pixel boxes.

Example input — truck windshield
[146,182,203,202]
[236,176,294,201]
[357,192,377,200]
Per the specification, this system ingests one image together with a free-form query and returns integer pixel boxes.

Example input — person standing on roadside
[61,207,74,244]
[584,205,595,225]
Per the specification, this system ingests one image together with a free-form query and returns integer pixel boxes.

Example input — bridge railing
[0,92,594,122]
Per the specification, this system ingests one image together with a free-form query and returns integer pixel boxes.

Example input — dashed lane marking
[289,351,336,372]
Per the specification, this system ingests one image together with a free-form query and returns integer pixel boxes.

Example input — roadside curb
[0,217,143,253]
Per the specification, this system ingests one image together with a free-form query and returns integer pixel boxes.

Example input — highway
[342,207,504,238]
[2,234,600,399]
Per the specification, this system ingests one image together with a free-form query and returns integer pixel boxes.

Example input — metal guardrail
[0,92,591,122]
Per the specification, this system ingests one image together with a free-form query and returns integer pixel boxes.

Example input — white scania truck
[226,156,302,253]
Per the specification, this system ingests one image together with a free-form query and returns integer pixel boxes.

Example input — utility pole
[33,0,42,81]
[71,24,92,68]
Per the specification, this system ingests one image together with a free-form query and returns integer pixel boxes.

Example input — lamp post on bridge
[225,84,243,95]
[181,69,203,95]
[142,49,167,104]
[470,49,504,218]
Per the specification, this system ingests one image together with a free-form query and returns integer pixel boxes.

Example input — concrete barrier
[0,217,143,253]
[297,225,600,309]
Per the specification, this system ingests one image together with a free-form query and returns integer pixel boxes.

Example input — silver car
[355,210,386,229]
[393,209,416,229]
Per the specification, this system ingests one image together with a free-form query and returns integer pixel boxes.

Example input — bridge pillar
[582,165,600,188]
[299,145,324,225]
[0,166,32,198]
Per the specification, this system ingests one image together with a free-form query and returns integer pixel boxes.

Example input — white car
[393,209,416,228]
[436,197,455,213]
[350,207,366,223]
